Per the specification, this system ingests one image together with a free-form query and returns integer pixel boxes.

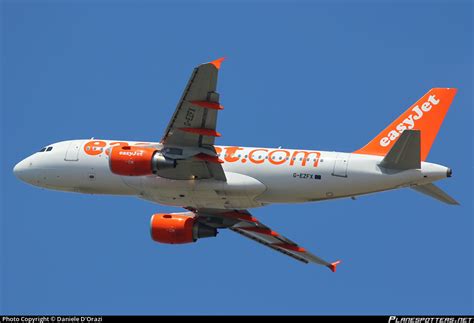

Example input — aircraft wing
[162,58,224,148]
[157,58,226,181]
[192,208,341,271]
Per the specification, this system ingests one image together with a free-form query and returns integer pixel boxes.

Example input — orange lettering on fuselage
[83,140,107,156]
[105,141,129,155]
[219,146,321,168]
[83,141,321,168]
[268,149,290,165]
[248,148,268,164]
[224,146,244,162]
[290,151,321,167]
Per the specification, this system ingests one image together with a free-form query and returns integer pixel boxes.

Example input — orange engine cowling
[150,213,218,244]
[109,145,176,176]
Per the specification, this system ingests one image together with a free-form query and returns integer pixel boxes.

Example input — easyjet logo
[118,150,145,157]
[379,94,440,147]
[215,146,321,168]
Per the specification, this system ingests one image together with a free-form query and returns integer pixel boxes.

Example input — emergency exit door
[332,153,350,177]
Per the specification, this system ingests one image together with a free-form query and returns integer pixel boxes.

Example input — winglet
[327,260,341,273]
[209,57,225,69]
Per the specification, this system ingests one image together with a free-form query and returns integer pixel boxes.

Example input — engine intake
[109,146,176,176]
[150,213,217,244]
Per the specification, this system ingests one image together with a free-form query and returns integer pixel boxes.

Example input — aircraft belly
[139,172,267,209]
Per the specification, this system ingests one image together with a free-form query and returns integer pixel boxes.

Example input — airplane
[13,58,459,272]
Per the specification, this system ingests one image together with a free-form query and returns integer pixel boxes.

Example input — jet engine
[150,213,218,244]
[109,145,176,176]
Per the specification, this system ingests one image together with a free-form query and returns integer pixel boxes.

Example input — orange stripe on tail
[354,88,457,161]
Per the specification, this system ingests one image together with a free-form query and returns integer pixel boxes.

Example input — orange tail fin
[354,88,457,161]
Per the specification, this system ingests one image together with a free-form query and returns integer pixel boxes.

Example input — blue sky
[1,0,472,315]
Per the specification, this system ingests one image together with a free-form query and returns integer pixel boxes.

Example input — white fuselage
[13,139,450,210]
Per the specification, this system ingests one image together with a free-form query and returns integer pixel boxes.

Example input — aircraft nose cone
[13,158,34,184]
[13,160,23,177]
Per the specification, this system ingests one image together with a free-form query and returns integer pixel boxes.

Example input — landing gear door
[332,153,350,177]
[64,140,82,161]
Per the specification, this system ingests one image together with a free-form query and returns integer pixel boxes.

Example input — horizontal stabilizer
[412,183,459,205]
[380,130,421,170]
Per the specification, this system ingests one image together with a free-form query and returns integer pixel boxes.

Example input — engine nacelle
[150,213,217,244]
[109,146,176,176]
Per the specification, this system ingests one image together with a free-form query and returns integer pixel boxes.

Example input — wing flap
[231,227,310,264]
[195,209,339,271]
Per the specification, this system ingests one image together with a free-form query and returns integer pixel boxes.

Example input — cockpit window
[39,148,46,152]
[46,147,53,152]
